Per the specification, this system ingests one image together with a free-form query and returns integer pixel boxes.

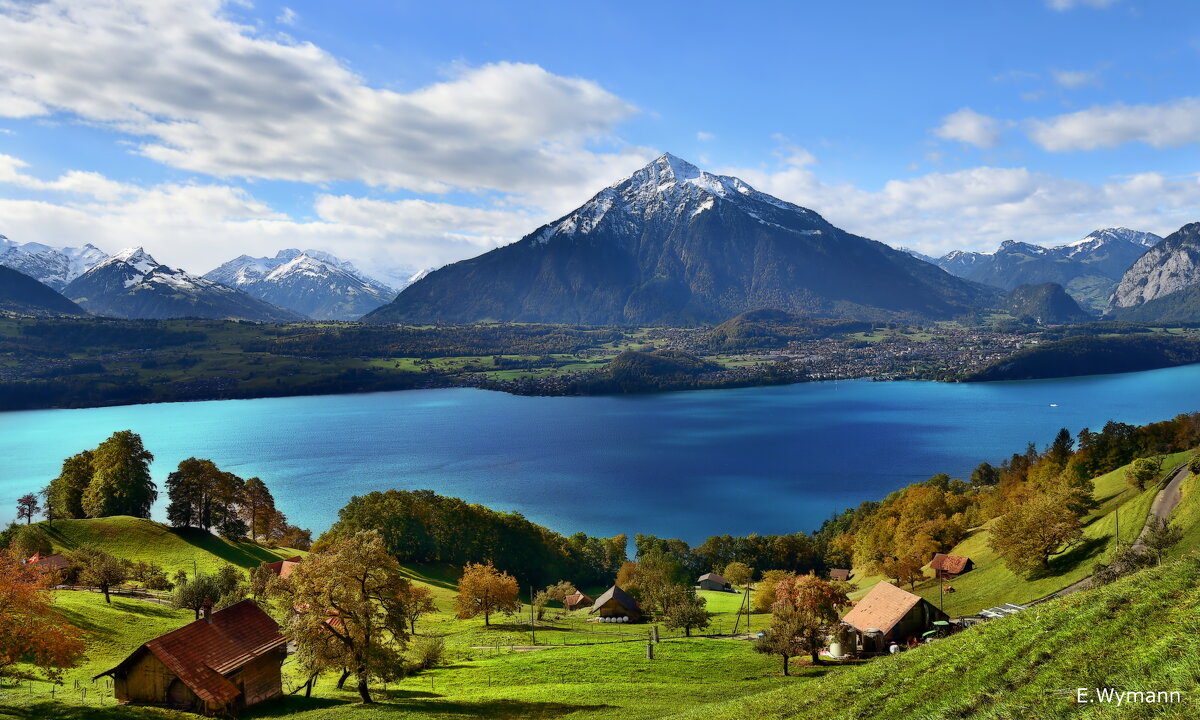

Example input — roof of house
[95,599,286,706]
[563,591,592,605]
[842,582,924,636]
[930,554,972,574]
[264,556,303,579]
[829,568,851,581]
[697,572,729,585]
[589,585,641,614]
[27,552,71,572]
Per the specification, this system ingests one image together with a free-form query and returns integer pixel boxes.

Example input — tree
[166,457,221,529]
[403,585,437,634]
[1125,456,1162,491]
[0,553,85,682]
[173,573,224,620]
[73,546,128,604]
[46,450,93,519]
[16,494,40,524]
[82,431,156,518]
[454,562,521,627]
[988,494,1083,577]
[661,585,711,637]
[211,471,247,539]
[39,486,55,528]
[1141,517,1183,564]
[625,549,688,617]
[271,530,414,704]
[722,561,753,588]
[12,525,52,558]
[754,606,808,676]
[1189,452,1200,477]
[544,580,577,607]
[969,461,1000,488]
[241,477,275,541]
[753,570,794,613]
[767,574,850,668]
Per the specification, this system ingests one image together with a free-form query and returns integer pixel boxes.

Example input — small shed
[263,556,303,580]
[95,599,286,716]
[589,585,642,621]
[930,554,974,579]
[828,568,852,582]
[697,572,731,591]
[842,582,949,653]
[563,591,593,611]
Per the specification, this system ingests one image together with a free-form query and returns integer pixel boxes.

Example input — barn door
[167,678,190,708]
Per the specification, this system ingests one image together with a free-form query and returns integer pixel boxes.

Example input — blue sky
[1,0,1199,283]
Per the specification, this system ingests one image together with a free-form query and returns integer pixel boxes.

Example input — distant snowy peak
[203,249,396,320]
[0,237,109,291]
[535,152,826,246]
[1061,227,1162,258]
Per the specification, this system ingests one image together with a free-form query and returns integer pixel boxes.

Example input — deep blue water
[3,364,1200,544]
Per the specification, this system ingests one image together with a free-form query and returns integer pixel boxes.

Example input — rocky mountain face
[929,228,1160,312]
[0,265,86,316]
[1004,283,1092,325]
[367,154,996,325]
[1111,222,1200,310]
[205,249,396,320]
[64,247,302,322]
[0,236,108,290]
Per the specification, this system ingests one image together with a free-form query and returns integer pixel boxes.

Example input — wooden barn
[562,590,593,611]
[930,553,974,579]
[263,556,303,580]
[25,552,71,574]
[828,568,852,582]
[95,599,286,716]
[589,585,642,621]
[842,582,949,653]
[697,572,731,591]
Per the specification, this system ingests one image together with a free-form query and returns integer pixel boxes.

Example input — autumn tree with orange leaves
[754,573,849,674]
[454,562,521,626]
[0,552,85,683]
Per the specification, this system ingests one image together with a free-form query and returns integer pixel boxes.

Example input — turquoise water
[3,365,1200,543]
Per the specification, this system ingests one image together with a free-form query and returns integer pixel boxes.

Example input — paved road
[1029,461,1192,605]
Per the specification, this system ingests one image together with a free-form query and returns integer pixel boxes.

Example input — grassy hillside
[672,553,1200,720]
[20,516,303,576]
[850,451,1194,616]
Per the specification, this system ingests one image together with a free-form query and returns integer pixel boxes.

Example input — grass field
[20,517,303,577]
[849,451,1195,616]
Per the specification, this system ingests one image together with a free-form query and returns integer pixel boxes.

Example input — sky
[1,0,1199,285]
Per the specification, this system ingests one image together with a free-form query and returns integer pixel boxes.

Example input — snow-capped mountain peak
[0,237,110,290]
[106,247,159,273]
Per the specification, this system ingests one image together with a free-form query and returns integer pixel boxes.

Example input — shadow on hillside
[171,527,282,568]
[243,696,344,717]
[0,701,145,719]
[399,564,460,590]
[1044,536,1109,577]
[373,698,611,718]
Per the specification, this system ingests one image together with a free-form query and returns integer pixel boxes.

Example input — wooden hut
[588,585,642,621]
[930,553,974,579]
[563,590,593,611]
[828,568,852,582]
[95,599,286,716]
[842,582,949,653]
[262,556,303,580]
[697,572,731,591]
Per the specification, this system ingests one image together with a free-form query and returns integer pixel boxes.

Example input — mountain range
[205,249,396,320]
[0,236,109,291]
[367,154,997,325]
[1109,222,1200,322]
[924,228,1161,312]
[63,248,302,322]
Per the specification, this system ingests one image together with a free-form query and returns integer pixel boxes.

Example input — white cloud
[724,156,1200,257]
[1029,97,1200,151]
[1047,0,1118,10]
[1051,69,1099,89]
[696,131,715,142]
[277,7,297,25]
[933,108,1004,148]
[0,0,651,213]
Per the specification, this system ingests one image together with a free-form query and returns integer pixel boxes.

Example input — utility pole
[530,586,536,645]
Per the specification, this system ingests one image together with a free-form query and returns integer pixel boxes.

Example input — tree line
[321,489,627,588]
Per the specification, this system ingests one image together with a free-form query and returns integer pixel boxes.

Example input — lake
[3,365,1200,544]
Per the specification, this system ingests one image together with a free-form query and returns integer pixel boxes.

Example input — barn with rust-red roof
[930,553,974,578]
[95,599,285,716]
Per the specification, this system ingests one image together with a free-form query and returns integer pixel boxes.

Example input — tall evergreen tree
[241,477,275,542]
[81,431,156,518]
[165,458,221,529]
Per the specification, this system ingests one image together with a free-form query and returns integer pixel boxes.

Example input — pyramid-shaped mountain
[367,154,995,325]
